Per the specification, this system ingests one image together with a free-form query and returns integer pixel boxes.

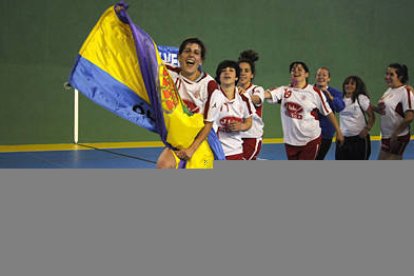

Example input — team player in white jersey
[372,63,414,160]
[237,50,265,160]
[214,60,254,160]
[156,38,226,168]
[264,61,344,160]
[336,76,375,160]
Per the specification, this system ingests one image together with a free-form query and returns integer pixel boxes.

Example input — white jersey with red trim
[240,84,265,139]
[267,84,332,146]
[216,88,254,156]
[339,95,371,137]
[167,65,225,122]
[378,85,414,138]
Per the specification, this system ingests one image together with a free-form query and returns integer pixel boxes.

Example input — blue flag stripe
[69,56,157,132]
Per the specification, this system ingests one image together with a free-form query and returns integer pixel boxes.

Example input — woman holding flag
[68,2,225,169]
[156,38,226,168]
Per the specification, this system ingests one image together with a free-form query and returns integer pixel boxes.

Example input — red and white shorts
[285,136,322,160]
[225,153,244,160]
[242,138,262,160]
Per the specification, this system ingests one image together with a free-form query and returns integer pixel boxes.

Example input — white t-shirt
[267,84,332,146]
[240,84,265,139]
[379,86,414,138]
[167,65,225,122]
[216,88,254,156]
[339,95,371,137]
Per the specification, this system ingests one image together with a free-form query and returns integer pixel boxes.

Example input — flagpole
[74,89,79,144]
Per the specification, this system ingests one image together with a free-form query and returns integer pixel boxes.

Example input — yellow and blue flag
[68,1,225,168]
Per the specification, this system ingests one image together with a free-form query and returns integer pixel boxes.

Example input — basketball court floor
[1,139,413,168]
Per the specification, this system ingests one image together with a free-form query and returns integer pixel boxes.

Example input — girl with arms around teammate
[372,63,414,160]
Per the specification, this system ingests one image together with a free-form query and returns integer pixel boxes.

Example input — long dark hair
[342,75,369,102]
[388,63,409,84]
[238,49,259,77]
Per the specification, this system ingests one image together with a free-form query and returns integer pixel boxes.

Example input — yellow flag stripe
[80,7,149,103]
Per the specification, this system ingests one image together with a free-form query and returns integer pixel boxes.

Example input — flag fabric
[68,2,225,168]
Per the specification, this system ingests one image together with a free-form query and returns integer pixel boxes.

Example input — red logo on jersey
[193,89,201,99]
[284,102,303,119]
[284,89,292,98]
[219,116,242,132]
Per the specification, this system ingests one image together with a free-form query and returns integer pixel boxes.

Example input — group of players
[156,37,414,168]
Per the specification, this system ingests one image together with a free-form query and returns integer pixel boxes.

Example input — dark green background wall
[1,0,413,144]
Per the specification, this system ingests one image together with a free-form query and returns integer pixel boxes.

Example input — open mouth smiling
[186,59,195,65]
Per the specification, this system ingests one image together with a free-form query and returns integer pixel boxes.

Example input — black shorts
[381,133,411,155]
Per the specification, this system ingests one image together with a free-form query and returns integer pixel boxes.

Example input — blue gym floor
[1,141,413,168]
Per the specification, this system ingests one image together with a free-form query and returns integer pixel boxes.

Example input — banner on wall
[157,45,179,66]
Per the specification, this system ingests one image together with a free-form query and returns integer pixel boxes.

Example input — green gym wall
[1,0,413,144]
